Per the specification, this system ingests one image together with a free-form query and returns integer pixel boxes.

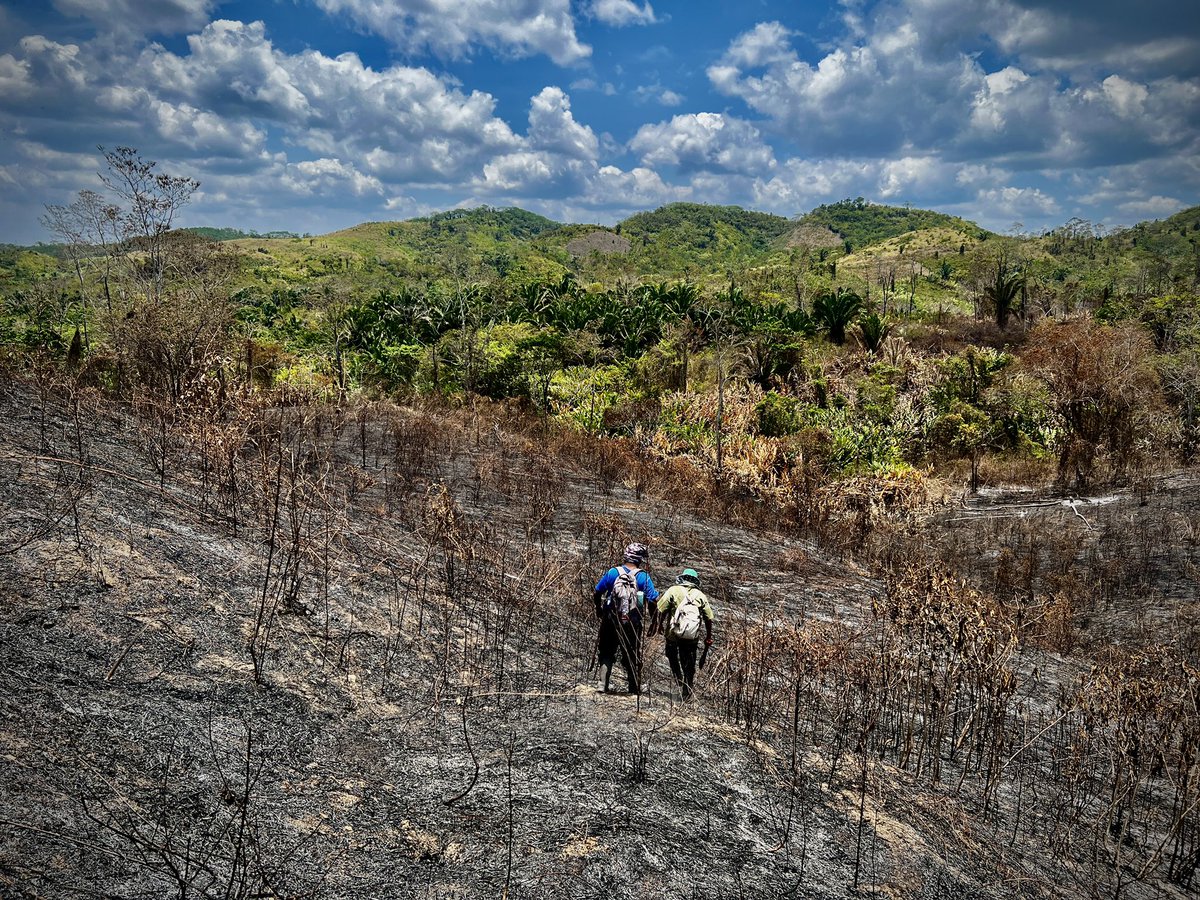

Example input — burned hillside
[1,373,1198,899]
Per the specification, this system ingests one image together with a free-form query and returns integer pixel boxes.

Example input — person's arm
[651,585,675,637]
[647,598,661,636]
[593,568,617,618]
[640,573,660,606]
[640,573,661,631]
[702,596,714,644]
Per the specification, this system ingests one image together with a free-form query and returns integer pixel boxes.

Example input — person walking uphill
[652,568,714,700]
[593,543,659,695]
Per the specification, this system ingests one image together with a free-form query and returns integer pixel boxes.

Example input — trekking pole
[699,640,713,670]
[588,622,601,674]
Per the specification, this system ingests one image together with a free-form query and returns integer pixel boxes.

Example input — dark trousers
[597,614,643,693]
[665,639,700,698]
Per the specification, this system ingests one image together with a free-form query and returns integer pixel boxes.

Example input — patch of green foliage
[798,198,985,250]
[425,206,562,240]
[616,203,793,276]
[183,227,302,241]
[8,191,1200,495]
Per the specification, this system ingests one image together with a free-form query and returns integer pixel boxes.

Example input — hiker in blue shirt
[592,542,659,695]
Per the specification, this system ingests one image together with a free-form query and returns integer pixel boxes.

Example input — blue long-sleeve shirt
[594,565,659,613]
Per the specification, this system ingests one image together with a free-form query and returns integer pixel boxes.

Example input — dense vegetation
[182,226,304,241]
[7,152,1199,501]
[798,197,983,250]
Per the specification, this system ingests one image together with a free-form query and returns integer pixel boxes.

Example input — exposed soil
[781,226,844,251]
[566,231,631,259]
[0,377,1195,899]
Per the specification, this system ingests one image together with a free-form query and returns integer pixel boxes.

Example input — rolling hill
[797,198,986,250]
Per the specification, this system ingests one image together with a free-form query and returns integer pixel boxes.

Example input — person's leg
[665,640,685,689]
[680,640,698,699]
[624,619,643,696]
[597,618,618,692]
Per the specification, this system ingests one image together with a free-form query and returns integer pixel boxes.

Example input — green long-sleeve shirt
[656,584,714,641]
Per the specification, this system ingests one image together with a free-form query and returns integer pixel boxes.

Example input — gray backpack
[609,566,640,620]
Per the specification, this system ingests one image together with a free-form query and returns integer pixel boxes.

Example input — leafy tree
[930,401,997,493]
[931,347,1012,410]
[98,146,200,302]
[39,148,229,402]
[40,189,122,310]
[755,390,803,436]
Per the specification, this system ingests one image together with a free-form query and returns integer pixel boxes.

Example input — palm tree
[986,260,1025,330]
[514,280,553,324]
[812,288,863,345]
[855,312,891,354]
[661,280,700,319]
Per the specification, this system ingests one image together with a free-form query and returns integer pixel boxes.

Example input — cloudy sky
[2,0,1198,243]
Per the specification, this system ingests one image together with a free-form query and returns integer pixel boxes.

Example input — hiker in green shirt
[650,568,714,700]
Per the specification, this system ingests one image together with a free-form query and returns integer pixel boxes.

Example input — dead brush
[245,403,340,684]
[1059,644,1200,891]
[708,616,799,742]
[774,546,817,576]
[390,408,442,486]
[870,565,1018,798]
[471,449,509,505]
[518,457,564,545]
[582,511,639,571]
[805,471,934,556]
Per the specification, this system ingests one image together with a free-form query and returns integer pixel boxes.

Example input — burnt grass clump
[1,372,1198,899]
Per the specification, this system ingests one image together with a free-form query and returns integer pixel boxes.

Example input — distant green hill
[607,203,793,277]
[183,227,303,241]
[1102,205,1200,255]
[10,200,1197,304]
[229,207,571,286]
[424,206,562,241]
[798,198,984,251]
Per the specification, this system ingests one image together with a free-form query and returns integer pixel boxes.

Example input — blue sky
[1,0,1197,243]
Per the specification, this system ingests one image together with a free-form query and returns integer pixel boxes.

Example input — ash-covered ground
[1,378,1194,899]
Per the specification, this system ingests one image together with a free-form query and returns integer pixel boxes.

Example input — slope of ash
[1,377,1194,899]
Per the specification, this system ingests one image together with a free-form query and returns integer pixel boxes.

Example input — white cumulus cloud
[589,0,655,26]
[527,87,599,161]
[712,6,1200,172]
[283,158,384,198]
[630,113,775,175]
[313,0,590,65]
